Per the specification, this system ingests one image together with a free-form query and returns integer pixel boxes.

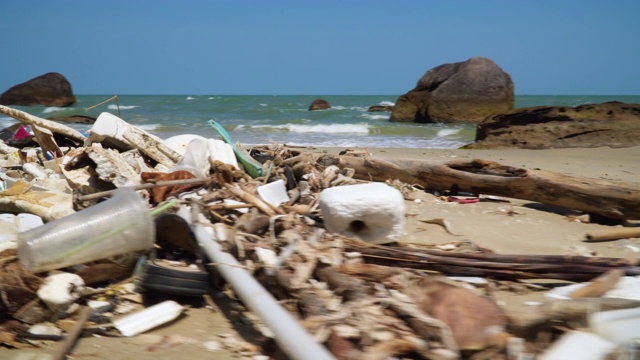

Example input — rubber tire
[142,275,209,296]
[141,262,210,296]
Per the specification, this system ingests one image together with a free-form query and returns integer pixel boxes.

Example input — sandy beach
[2,145,639,359]
[307,145,640,258]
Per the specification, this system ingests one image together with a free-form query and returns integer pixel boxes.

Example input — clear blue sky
[2,0,639,95]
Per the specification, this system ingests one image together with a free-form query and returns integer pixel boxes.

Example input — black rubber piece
[145,262,210,282]
[141,273,210,296]
[139,213,212,296]
[141,263,210,296]
[142,283,209,296]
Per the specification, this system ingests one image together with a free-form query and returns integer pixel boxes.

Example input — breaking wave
[42,107,68,114]
[360,113,389,121]
[242,123,370,134]
[437,128,462,137]
[108,104,138,110]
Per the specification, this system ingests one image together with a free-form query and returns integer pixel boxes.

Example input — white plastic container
[17,188,155,273]
[113,300,184,337]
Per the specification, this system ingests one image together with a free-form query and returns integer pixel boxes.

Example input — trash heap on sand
[0,104,639,360]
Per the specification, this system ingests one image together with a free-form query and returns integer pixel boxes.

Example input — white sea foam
[0,117,17,128]
[186,96,195,100]
[331,105,369,111]
[360,113,389,121]
[259,103,268,107]
[42,107,68,114]
[139,124,158,131]
[379,100,395,106]
[108,104,138,110]
[437,128,462,137]
[253,123,370,134]
[282,136,470,149]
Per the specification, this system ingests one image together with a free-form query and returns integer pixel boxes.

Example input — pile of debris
[0,104,639,359]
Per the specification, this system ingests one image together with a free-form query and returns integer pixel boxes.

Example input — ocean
[2,95,639,149]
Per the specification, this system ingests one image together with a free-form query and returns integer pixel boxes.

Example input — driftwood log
[283,152,640,220]
[0,104,86,144]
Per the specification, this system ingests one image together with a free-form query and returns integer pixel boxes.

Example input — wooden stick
[585,227,640,242]
[394,243,634,267]
[568,269,624,298]
[76,177,210,201]
[224,183,285,216]
[511,298,640,333]
[50,306,92,360]
[85,95,121,118]
[0,104,86,143]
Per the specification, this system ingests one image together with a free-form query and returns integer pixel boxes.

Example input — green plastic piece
[208,120,263,178]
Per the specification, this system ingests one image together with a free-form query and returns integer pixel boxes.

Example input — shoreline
[1,141,639,359]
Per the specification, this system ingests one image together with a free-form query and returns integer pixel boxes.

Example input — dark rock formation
[390,57,514,123]
[47,115,96,124]
[466,101,640,149]
[0,72,76,107]
[308,99,331,111]
[367,105,394,112]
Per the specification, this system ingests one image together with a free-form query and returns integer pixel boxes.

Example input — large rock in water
[467,101,640,149]
[390,57,514,123]
[308,99,331,111]
[0,72,76,106]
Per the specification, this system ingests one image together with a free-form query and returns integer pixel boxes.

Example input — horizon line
[72,93,640,97]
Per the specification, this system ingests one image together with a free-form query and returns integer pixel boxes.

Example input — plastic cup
[18,188,155,273]
[168,138,210,178]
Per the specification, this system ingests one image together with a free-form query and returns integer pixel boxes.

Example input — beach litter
[0,104,639,359]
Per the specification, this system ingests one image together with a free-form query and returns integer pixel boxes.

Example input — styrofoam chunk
[17,213,44,232]
[257,179,289,207]
[37,273,85,312]
[319,183,405,244]
[207,139,239,169]
[590,306,640,344]
[538,331,616,360]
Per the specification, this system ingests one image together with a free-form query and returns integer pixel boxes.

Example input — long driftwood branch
[343,239,639,281]
[0,105,87,143]
[284,152,640,220]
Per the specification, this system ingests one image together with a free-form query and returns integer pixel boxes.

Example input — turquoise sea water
[2,95,639,149]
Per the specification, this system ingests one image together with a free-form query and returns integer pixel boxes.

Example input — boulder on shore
[308,99,331,111]
[0,72,76,107]
[466,101,640,149]
[390,57,514,123]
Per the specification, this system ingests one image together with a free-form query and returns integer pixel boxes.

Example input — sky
[1,0,639,95]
